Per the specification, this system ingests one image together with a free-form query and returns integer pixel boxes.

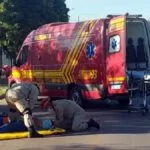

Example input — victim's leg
[72,114,88,131]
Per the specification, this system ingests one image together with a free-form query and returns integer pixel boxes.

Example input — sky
[65,0,150,22]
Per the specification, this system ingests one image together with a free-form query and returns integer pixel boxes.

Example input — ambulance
[8,14,150,106]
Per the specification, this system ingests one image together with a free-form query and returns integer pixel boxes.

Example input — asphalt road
[0,99,150,150]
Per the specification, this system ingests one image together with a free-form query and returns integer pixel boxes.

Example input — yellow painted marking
[67,22,90,82]
[108,77,125,82]
[64,22,87,82]
[11,21,99,84]
[110,17,125,25]
[62,22,88,83]
[34,34,50,41]
[79,70,98,80]
[11,70,62,79]
[60,24,86,75]
[109,16,125,33]
[109,22,124,32]
[66,21,93,82]
[12,70,21,78]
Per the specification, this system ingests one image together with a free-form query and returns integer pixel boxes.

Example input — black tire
[69,86,83,106]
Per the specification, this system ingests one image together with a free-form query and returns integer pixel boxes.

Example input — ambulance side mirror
[1,65,12,78]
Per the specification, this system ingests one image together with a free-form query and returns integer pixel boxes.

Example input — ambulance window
[109,35,120,53]
[18,45,28,65]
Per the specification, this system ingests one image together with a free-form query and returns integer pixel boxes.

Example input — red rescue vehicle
[8,14,150,106]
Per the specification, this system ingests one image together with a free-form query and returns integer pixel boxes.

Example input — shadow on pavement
[53,145,128,150]
[18,144,150,150]
[53,145,150,150]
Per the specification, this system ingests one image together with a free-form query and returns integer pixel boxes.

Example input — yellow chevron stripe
[62,22,88,83]
[69,20,94,82]
[70,20,98,82]
[11,21,98,84]
[63,22,87,82]
[68,21,91,82]
[66,21,90,82]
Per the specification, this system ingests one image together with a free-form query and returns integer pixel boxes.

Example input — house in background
[0,49,13,67]
[0,50,13,84]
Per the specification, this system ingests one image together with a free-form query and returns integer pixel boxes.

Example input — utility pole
[78,16,80,22]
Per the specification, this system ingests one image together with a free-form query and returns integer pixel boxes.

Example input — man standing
[46,99,100,131]
[0,82,43,138]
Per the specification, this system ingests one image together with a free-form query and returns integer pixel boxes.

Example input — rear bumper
[81,90,102,100]
[80,84,107,100]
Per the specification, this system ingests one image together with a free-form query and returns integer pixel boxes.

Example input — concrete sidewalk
[0,133,150,150]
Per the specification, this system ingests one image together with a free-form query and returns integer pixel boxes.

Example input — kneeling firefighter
[42,99,100,131]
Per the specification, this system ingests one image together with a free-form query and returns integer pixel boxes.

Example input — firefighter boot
[87,119,100,130]
[28,126,43,138]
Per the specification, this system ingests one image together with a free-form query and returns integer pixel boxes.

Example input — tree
[0,0,69,59]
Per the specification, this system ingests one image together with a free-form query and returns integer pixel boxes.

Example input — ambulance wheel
[69,86,83,106]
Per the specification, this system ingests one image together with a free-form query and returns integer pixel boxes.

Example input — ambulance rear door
[106,15,127,95]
